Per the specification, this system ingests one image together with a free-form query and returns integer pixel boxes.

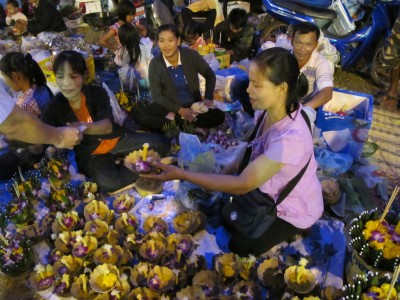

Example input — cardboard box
[216,53,230,69]
[39,55,95,84]
[315,88,373,161]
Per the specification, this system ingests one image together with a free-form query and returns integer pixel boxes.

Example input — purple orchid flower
[54,282,67,294]
[63,216,74,228]
[369,230,386,243]
[148,275,161,290]
[38,277,55,289]
[73,245,88,257]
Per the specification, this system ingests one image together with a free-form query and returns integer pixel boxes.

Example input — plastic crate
[315,88,374,161]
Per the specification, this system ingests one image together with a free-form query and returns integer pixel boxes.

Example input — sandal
[374,93,398,107]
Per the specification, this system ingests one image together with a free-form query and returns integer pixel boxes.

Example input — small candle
[142,143,149,161]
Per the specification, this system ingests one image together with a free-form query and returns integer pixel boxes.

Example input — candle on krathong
[142,143,149,161]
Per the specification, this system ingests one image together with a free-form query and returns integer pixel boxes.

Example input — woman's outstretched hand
[140,162,184,182]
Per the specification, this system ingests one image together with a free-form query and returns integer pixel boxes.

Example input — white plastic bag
[202,53,220,72]
[102,82,127,126]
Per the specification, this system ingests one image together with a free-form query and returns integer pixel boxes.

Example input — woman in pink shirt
[144,47,323,256]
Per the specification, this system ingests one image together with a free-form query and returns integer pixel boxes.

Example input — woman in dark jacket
[42,50,170,192]
[133,24,225,133]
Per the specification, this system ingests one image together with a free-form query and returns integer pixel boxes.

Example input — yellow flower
[363,220,388,240]
[362,286,385,299]
[381,283,398,299]
[100,273,117,289]
[382,240,400,259]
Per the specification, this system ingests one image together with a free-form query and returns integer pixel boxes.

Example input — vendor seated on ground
[99,0,136,52]
[181,0,224,36]
[41,50,170,193]
[144,47,324,257]
[213,8,254,63]
[183,21,207,50]
[292,22,333,111]
[239,22,333,120]
[13,0,66,35]
[132,24,225,135]
[0,52,53,180]
[5,0,27,26]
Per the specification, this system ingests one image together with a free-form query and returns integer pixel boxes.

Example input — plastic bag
[232,110,255,141]
[203,141,248,174]
[118,65,137,93]
[0,40,18,54]
[21,36,45,53]
[177,133,205,168]
[315,147,353,176]
[102,82,127,126]
[202,53,220,72]
[353,164,383,188]
[212,75,235,101]
[318,32,339,73]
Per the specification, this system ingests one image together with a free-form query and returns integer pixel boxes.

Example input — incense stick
[385,265,400,300]
[380,186,399,223]
[219,32,221,46]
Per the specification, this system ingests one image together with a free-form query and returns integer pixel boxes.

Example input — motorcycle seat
[271,0,337,20]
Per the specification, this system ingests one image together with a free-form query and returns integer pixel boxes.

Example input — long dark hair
[117,0,135,22]
[252,48,308,117]
[53,50,87,76]
[118,23,141,65]
[0,52,47,87]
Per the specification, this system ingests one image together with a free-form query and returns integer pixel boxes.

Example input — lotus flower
[29,264,55,291]
[53,255,83,276]
[89,264,120,293]
[139,238,166,263]
[176,285,206,300]
[257,257,285,287]
[83,219,109,241]
[192,270,222,297]
[232,280,261,299]
[115,213,138,234]
[113,193,135,213]
[240,255,257,281]
[143,216,168,234]
[51,211,79,233]
[93,244,124,266]
[105,228,120,245]
[72,235,98,258]
[71,274,96,299]
[128,287,160,299]
[214,253,243,278]
[284,259,317,294]
[130,262,152,287]
[123,232,145,250]
[53,274,71,296]
[147,266,175,293]
[84,200,113,222]
[54,230,83,254]
[166,233,194,257]
[172,211,206,234]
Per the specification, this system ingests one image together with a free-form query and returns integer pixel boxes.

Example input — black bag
[222,109,312,239]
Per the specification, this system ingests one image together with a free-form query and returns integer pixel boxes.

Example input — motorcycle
[258,0,400,87]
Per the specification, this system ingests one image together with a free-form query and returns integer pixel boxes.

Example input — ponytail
[0,52,47,87]
[253,48,309,118]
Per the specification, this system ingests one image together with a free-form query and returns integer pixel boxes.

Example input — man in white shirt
[292,22,333,110]
[0,90,80,148]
